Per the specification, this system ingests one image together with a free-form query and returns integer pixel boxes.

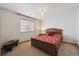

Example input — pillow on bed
[53,31,60,34]
[48,32,54,36]
[47,30,61,34]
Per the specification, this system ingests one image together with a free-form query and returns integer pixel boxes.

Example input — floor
[3,41,79,56]
[0,51,1,56]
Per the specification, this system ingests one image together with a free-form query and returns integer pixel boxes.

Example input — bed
[31,28,63,56]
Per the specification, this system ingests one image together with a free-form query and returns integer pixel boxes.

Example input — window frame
[20,18,35,32]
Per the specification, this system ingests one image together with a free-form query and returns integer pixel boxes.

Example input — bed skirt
[31,38,58,56]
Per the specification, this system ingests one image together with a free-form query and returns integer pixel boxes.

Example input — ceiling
[0,3,79,19]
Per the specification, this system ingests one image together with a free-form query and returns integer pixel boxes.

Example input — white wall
[0,9,40,46]
[0,9,1,50]
[41,12,77,44]
[77,8,79,46]
[0,4,2,8]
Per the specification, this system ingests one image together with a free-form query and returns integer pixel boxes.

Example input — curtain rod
[17,13,38,21]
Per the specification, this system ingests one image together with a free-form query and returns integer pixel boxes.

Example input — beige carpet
[3,41,79,56]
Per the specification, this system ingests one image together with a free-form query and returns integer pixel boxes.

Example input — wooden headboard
[46,28,62,35]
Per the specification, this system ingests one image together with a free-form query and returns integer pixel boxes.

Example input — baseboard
[19,40,30,44]
[63,41,77,45]
[63,41,79,49]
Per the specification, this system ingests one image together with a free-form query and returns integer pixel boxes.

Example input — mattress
[32,34,62,48]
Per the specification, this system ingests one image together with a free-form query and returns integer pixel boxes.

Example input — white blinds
[20,19,34,32]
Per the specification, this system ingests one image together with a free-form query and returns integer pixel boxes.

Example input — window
[20,19,34,32]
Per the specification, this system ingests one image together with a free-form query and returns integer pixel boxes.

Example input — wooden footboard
[31,38,57,56]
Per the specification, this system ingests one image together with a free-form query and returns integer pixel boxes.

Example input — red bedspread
[32,34,62,48]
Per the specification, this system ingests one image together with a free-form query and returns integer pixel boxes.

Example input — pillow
[48,32,54,36]
[53,31,60,34]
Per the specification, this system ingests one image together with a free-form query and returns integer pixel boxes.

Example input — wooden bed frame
[31,28,63,56]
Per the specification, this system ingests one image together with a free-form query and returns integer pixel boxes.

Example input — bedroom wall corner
[0,8,41,44]
[41,12,77,44]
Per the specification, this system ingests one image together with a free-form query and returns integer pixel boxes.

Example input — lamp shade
[39,28,46,34]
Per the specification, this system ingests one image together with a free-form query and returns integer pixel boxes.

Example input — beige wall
[77,8,79,47]
[42,12,77,44]
[0,9,2,51]
[0,9,41,47]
